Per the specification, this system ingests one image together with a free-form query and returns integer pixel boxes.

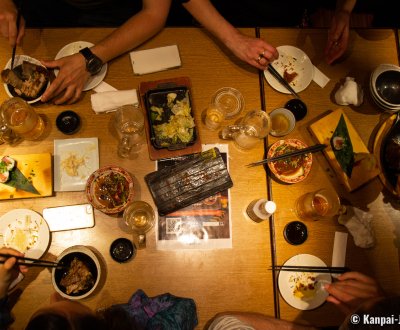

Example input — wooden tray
[139,76,202,160]
[309,108,380,191]
[0,153,53,200]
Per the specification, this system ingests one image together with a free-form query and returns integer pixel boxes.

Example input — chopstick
[271,265,350,274]
[10,2,22,69]
[0,253,64,268]
[267,64,301,99]
[246,143,327,167]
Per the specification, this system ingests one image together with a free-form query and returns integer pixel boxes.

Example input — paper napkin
[129,45,181,75]
[313,66,330,88]
[91,89,139,114]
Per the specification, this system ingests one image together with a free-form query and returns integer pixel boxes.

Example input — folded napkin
[312,66,330,88]
[338,205,375,248]
[91,89,139,114]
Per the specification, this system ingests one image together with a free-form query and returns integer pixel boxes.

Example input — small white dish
[264,45,314,94]
[0,209,50,259]
[278,254,332,310]
[54,137,99,192]
[3,55,50,104]
[54,41,108,91]
[269,108,296,136]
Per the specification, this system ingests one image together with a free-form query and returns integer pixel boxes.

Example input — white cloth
[334,77,364,106]
[338,206,375,248]
[208,316,255,330]
[312,66,330,88]
[91,89,139,114]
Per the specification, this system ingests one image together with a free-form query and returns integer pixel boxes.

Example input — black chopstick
[0,253,64,268]
[268,64,301,99]
[271,265,350,274]
[10,4,22,69]
[246,143,327,167]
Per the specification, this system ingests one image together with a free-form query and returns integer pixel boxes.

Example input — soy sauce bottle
[246,199,276,223]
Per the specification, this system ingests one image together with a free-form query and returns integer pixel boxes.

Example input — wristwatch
[79,47,103,75]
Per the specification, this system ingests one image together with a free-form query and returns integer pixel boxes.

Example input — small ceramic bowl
[284,221,308,245]
[56,110,81,135]
[269,108,296,137]
[52,245,101,300]
[110,238,136,263]
[86,166,134,214]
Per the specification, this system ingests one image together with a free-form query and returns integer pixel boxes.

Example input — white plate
[3,55,50,104]
[54,41,108,91]
[278,254,332,310]
[54,138,99,192]
[0,209,50,260]
[264,45,314,94]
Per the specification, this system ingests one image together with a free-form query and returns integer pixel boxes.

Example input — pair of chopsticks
[271,265,351,274]
[268,64,301,99]
[0,253,64,269]
[246,143,327,167]
[10,0,22,69]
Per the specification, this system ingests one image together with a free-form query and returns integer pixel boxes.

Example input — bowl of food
[86,166,134,214]
[1,55,50,104]
[370,64,400,111]
[267,139,312,183]
[52,245,101,300]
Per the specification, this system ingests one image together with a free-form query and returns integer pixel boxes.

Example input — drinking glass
[295,188,342,221]
[233,110,271,149]
[123,201,155,249]
[114,105,144,158]
[204,103,226,130]
[0,97,45,140]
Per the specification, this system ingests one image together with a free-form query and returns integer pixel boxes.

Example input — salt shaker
[246,199,276,223]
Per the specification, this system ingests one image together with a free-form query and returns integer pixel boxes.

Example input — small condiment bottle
[246,199,276,223]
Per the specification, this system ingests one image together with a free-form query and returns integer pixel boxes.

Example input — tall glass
[123,201,155,249]
[0,97,45,140]
[114,105,145,158]
[295,188,342,221]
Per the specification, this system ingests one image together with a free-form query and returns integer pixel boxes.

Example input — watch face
[87,57,103,75]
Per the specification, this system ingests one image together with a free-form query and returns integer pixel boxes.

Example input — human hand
[325,10,351,65]
[0,0,25,46]
[325,271,385,314]
[0,247,28,299]
[41,53,90,105]
[226,31,279,70]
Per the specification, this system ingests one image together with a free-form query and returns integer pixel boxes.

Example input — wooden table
[260,28,400,327]
[0,27,276,329]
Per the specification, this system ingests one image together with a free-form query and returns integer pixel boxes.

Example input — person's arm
[324,271,385,314]
[325,0,357,64]
[181,0,278,70]
[0,0,25,46]
[41,0,171,105]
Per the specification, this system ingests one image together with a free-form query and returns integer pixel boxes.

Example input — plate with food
[278,254,331,310]
[0,209,50,259]
[1,55,50,103]
[264,45,314,94]
[54,138,99,192]
[267,139,312,183]
[54,41,107,91]
[86,166,134,214]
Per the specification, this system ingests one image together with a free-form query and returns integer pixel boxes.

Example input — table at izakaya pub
[1,26,400,330]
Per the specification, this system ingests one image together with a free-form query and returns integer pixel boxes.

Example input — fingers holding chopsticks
[0,247,28,299]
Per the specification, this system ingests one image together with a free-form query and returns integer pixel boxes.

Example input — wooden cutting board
[309,108,380,191]
[0,153,53,199]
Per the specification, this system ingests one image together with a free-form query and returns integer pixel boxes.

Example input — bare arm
[325,0,357,64]
[0,0,25,46]
[41,0,171,105]
[182,0,278,70]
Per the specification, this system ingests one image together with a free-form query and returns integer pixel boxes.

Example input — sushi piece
[1,156,16,171]
[332,136,345,150]
[0,169,10,183]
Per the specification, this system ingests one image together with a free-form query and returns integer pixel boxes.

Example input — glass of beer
[0,97,45,140]
[295,188,341,221]
[123,201,155,249]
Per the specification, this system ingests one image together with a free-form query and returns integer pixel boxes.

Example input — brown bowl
[86,166,134,214]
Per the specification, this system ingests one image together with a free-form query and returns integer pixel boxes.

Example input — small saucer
[284,99,307,121]
[284,221,308,245]
[56,110,81,135]
[110,238,136,263]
